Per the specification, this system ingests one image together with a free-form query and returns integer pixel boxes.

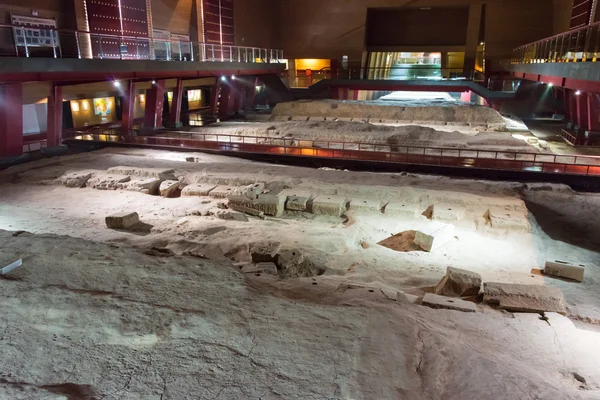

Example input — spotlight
[221,76,226,82]
[113,81,121,88]
[255,85,261,91]
[548,83,553,87]
[151,80,156,85]
[231,75,236,80]
[576,90,582,96]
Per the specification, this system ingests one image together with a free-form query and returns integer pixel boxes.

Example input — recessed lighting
[576,90,582,96]
[151,80,156,85]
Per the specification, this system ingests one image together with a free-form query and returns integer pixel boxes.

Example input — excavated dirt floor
[1,148,600,399]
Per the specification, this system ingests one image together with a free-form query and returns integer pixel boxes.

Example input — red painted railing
[64,130,600,177]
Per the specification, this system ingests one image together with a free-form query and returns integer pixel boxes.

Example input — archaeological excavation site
[2,0,600,398]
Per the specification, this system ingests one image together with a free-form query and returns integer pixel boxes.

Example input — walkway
[65,130,600,178]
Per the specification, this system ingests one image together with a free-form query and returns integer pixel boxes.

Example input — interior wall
[150,0,193,35]
[484,0,553,68]
[233,0,279,49]
[553,0,573,33]
[366,7,470,47]
[274,0,557,66]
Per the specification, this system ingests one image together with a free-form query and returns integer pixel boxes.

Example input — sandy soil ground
[1,148,600,399]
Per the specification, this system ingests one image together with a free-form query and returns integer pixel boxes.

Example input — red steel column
[47,84,63,146]
[219,84,232,119]
[587,93,600,132]
[245,77,259,110]
[0,83,23,157]
[232,81,244,113]
[144,79,165,129]
[330,87,340,100]
[209,83,220,117]
[121,80,135,133]
[168,78,184,127]
[569,89,578,127]
[576,92,589,130]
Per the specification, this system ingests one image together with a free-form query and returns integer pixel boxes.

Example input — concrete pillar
[588,93,600,131]
[143,79,165,129]
[0,83,23,157]
[167,78,184,128]
[47,85,63,146]
[121,80,135,133]
[464,4,483,76]
[576,92,590,130]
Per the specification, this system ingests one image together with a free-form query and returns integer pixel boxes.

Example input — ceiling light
[221,76,226,82]
[576,90,582,96]
[113,81,121,88]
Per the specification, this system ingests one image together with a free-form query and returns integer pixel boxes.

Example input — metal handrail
[64,130,600,176]
[514,20,600,50]
[1,23,283,63]
[512,21,600,64]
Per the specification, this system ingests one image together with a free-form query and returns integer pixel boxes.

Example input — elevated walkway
[510,21,600,92]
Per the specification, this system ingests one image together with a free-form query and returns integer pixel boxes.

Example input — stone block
[483,282,566,314]
[105,212,140,229]
[435,267,482,297]
[421,293,477,313]
[285,191,313,212]
[348,198,384,213]
[87,174,131,190]
[312,195,348,216]
[210,185,237,199]
[384,202,420,219]
[255,190,286,216]
[181,183,217,197]
[60,171,93,188]
[397,291,419,304]
[291,115,309,121]
[242,262,278,276]
[544,260,585,282]
[159,180,180,197]
[250,242,282,262]
[276,249,304,270]
[107,166,175,180]
[229,203,266,219]
[432,203,466,221]
[414,222,454,252]
[215,210,249,222]
[245,183,265,199]
[130,178,162,195]
[485,209,530,231]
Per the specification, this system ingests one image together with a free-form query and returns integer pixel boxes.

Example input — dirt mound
[272,99,505,125]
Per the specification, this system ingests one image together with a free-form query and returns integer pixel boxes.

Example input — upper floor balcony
[510,21,600,87]
[0,24,285,83]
